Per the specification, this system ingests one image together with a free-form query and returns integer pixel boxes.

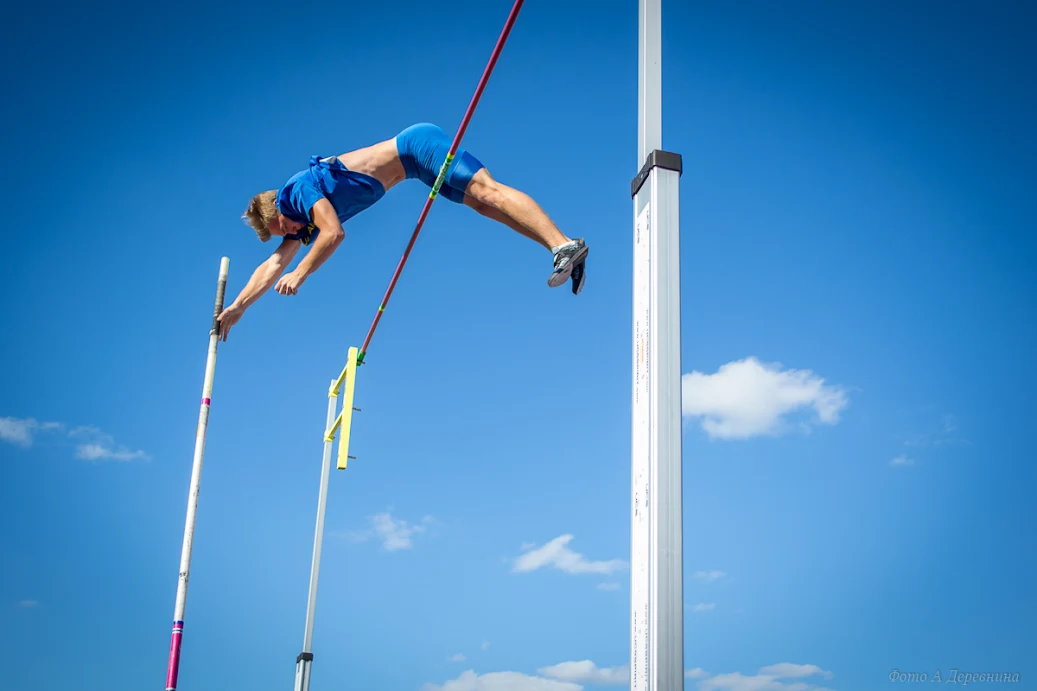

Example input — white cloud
[692,570,726,583]
[538,661,629,685]
[1,417,147,461]
[693,603,716,612]
[889,455,914,467]
[426,662,835,691]
[0,417,63,447]
[481,641,491,651]
[372,512,427,550]
[697,663,834,691]
[757,664,832,680]
[450,654,468,663]
[76,443,148,462]
[0,417,37,447]
[681,357,849,439]
[699,672,804,691]
[422,670,581,691]
[597,582,621,591]
[17,600,38,608]
[513,535,627,575]
[338,511,430,551]
[69,426,149,462]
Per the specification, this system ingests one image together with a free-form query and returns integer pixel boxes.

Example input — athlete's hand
[216,303,244,342]
[275,270,306,296]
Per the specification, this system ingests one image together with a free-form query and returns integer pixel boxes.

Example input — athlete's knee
[463,194,492,217]
[465,169,506,209]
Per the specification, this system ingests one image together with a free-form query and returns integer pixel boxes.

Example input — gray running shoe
[548,238,589,288]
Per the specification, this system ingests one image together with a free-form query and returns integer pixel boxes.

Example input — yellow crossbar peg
[336,346,359,470]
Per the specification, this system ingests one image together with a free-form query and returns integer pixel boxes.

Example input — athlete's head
[242,191,305,241]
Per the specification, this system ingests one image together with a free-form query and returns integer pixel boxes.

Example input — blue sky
[1,0,1034,690]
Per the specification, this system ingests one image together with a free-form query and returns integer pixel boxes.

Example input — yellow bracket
[323,346,360,470]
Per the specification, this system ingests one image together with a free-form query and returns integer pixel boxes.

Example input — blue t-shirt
[275,155,386,245]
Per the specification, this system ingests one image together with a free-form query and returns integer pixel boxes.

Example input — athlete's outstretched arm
[217,238,301,340]
[274,198,345,295]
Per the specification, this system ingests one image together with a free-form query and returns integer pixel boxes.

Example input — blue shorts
[395,123,485,204]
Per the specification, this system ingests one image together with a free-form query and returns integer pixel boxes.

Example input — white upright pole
[631,0,684,688]
[166,256,230,691]
[294,382,340,691]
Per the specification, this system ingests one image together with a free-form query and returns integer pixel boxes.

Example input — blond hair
[242,190,279,242]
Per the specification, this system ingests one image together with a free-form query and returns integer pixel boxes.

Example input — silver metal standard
[631,0,684,689]
[637,0,662,163]
[293,381,340,691]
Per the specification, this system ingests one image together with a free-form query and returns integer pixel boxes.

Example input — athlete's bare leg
[462,168,569,250]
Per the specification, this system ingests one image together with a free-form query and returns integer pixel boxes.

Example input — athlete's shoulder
[276,166,325,223]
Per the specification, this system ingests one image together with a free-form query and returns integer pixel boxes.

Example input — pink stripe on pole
[202,397,211,405]
[166,621,184,690]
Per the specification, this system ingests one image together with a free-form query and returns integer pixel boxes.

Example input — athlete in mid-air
[216,122,588,341]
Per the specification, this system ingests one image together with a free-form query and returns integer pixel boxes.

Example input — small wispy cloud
[902,412,968,449]
[17,600,39,608]
[692,602,716,612]
[335,511,432,551]
[537,661,629,686]
[597,582,621,591]
[373,512,431,551]
[681,357,849,440]
[513,535,627,575]
[0,417,34,446]
[0,417,63,447]
[449,654,467,663]
[76,443,149,462]
[422,670,580,691]
[699,662,835,691]
[423,660,835,691]
[757,663,833,680]
[692,570,726,583]
[481,641,491,651]
[69,426,149,462]
[1,417,148,461]
[889,454,915,467]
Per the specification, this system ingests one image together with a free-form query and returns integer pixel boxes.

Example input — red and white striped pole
[166,256,230,690]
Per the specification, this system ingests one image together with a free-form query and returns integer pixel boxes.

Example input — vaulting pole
[357,0,526,365]
[165,256,230,691]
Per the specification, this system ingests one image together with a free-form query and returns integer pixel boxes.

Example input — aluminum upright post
[294,381,340,691]
[631,0,684,689]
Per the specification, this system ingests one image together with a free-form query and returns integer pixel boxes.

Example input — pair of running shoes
[548,238,589,295]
